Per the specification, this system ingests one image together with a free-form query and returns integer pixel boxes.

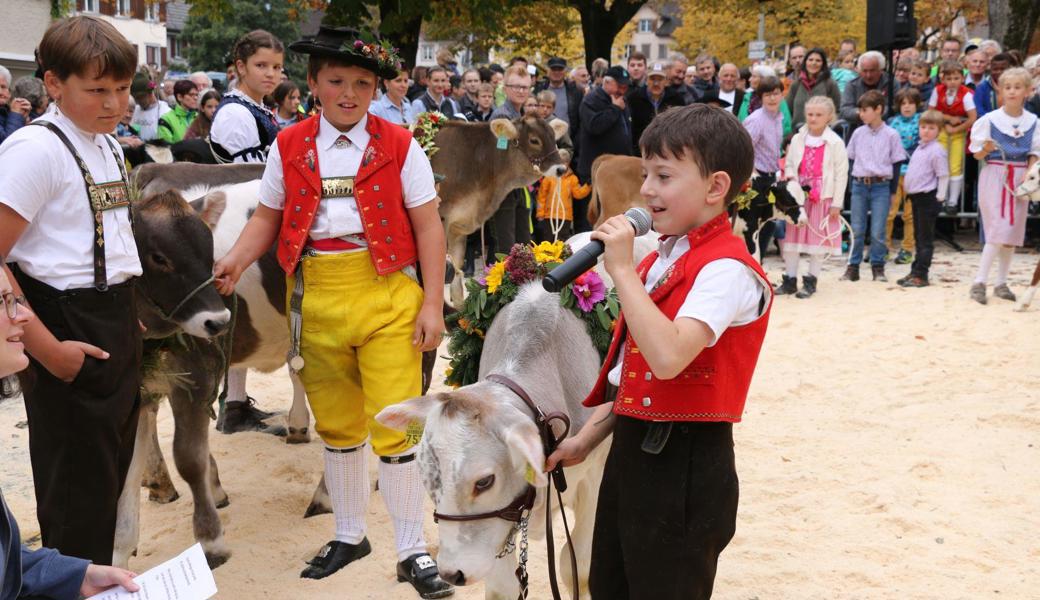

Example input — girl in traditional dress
[209,30,283,164]
[968,67,1040,304]
[775,96,848,298]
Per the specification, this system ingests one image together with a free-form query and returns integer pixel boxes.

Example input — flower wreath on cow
[445,240,618,387]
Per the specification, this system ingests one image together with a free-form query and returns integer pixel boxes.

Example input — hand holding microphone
[542,207,651,292]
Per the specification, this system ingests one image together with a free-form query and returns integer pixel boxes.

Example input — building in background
[77,0,168,71]
[165,0,190,71]
[624,3,681,61]
[0,0,51,81]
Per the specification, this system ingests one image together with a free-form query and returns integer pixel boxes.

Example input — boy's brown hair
[894,86,921,109]
[535,90,556,106]
[38,16,137,81]
[938,60,963,77]
[857,89,886,110]
[755,75,783,97]
[477,82,495,96]
[919,109,944,128]
[639,104,754,205]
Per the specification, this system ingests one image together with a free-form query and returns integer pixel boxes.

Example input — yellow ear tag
[524,464,537,485]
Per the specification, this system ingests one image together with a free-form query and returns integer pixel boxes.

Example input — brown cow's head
[490,116,567,177]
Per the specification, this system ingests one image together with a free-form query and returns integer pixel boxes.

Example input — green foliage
[182,0,308,85]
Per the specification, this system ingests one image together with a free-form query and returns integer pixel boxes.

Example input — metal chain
[517,513,530,600]
[496,522,519,559]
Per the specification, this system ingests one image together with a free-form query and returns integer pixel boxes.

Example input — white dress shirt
[0,105,141,290]
[258,113,437,240]
[210,90,277,163]
[130,99,171,141]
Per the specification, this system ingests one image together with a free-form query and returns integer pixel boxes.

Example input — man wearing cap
[129,70,171,141]
[627,61,684,154]
[534,56,582,134]
[576,65,633,231]
[212,25,452,597]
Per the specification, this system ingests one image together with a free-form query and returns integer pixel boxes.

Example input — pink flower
[354,40,364,49]
[572,271,606,312]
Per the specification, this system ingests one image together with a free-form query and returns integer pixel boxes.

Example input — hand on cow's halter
[412,302,446,352]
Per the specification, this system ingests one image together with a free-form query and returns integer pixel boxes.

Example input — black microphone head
[625,207,652,236]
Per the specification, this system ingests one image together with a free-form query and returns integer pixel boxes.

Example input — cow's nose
[440,569,466,586]
[555,165,566,176]
[204,316,230,336]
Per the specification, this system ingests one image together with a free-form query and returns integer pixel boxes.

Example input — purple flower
[476,264,490,286]
[354,40,364,49]
[572,271,606,312]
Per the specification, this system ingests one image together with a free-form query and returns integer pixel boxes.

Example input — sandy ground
[2,239,1039,599]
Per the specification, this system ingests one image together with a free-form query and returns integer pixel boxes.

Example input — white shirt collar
[317,112,369,151]
[657,234,688,260]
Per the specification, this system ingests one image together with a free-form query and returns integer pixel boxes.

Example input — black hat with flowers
[289,25,403,80]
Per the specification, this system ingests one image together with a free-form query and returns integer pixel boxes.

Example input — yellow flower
[532,240,565,264]
[485,261,506,293]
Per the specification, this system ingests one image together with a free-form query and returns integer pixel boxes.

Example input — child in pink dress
[776,96,848,298]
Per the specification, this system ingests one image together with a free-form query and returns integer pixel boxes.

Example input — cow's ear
[549,119,568,142]
[490,118,518,140]
[375,394,440,431]
[199,191,227,229]
[503,421,548,487]
[784,180,806,206]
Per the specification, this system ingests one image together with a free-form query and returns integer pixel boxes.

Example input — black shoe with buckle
[300,539,372,580]
[397,553,454,599]
[217,396,287,436]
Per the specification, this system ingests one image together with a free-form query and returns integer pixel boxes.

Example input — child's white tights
[783,250,824,278]
[975,243,1014,285]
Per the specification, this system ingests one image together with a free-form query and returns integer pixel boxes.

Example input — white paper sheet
[87,543,217,600]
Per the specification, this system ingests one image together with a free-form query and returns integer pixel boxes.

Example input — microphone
[542,207,652,292]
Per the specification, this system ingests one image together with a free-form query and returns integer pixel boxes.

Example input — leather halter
[430,374,578,600]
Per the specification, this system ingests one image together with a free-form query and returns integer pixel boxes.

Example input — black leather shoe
[300,539,372,579]
[840,265,860,281]
[217,397,286,436]
[397,553,454,598]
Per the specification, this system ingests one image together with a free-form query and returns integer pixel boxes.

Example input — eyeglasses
[1,291,28,320]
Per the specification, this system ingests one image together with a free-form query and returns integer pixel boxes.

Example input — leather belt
[853,176,891,185]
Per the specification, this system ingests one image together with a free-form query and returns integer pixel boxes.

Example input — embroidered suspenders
[31,121,133,291]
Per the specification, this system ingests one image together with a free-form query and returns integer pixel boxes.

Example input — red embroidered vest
[275,114,418,275]
[583,213,773,422]
[935,84,970,118]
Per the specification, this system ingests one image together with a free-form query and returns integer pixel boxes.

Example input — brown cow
[587,154,645,228]
[433,117,567,305]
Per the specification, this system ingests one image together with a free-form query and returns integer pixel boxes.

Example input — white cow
[378,284,608,600]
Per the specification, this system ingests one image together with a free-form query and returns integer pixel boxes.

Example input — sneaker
[840,265,860,281]
[898,275,929,288]
[872,264,887,282]
[970,283,987,305]
[894,250,913,265]
[993,284,1017,302]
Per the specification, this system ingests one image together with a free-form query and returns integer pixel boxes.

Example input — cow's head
[490,117,567,178]
[376,386,547,586]
[133,190,231,339]
[1014,161,1040,202]
[772,179,810,223]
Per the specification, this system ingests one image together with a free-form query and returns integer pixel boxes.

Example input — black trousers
[535,219,574,243]
[14,271,142,565]
[590,416,738,600]
[490,188,532,256]
[908,190,940,279]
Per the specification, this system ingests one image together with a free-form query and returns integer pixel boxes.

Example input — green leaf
[606,296,619,318]
[595,304,611,330]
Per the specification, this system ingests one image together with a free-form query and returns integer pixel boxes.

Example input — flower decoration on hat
[341,34,402,75]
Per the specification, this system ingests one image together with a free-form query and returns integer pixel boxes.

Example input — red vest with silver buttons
[582,213,772,422]
[275,113,418,275]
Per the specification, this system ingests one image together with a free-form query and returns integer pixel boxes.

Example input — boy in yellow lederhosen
[213,25,452,598]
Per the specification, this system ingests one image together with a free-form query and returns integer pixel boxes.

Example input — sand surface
[2,240,1039,599]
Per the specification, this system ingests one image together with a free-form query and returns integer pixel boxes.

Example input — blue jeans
[849,180,891,266]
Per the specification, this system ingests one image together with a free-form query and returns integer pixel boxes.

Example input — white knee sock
[379,456,427,561]
[975,243,1000,285]
[995,245,1014,286]
[783,250,799,278]
[324,444,369,544]
[808,254,824,278]
[947,178,963,207]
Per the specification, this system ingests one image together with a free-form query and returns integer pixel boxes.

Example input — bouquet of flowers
[410,111,447,160]
[445,241,620,388]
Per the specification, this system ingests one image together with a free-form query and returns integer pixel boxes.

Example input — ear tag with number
[496,136,509,150]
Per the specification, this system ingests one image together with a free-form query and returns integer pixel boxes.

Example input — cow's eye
[474,474,495,494]
[529,137,541,146]
[150,252,171,268]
